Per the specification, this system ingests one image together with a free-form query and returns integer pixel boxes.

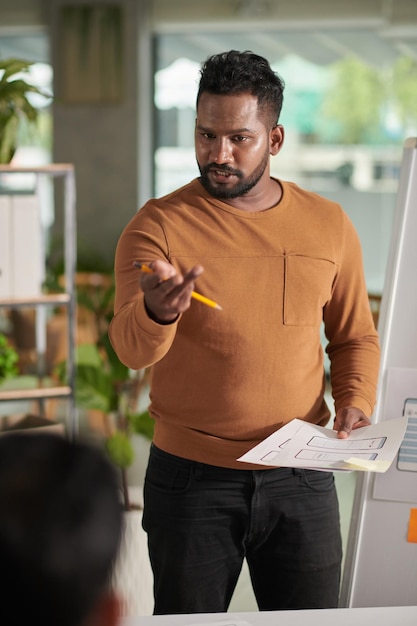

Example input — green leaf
[0,59,35,81]
[0,334,19,382]
[128,410,154,440]
[75,364,114,412]
[105,431,135,469]
[101,333,129,382]
[76,343,103,367]
[0,116,18,163]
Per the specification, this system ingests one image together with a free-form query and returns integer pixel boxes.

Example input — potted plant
[0,58,48,163]
[73,342,153,511]
[55,272,154,511]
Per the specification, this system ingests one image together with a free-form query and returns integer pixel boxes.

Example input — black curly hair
[196,50,285,127]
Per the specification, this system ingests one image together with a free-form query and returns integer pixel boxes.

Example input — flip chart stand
[340,138,417,607]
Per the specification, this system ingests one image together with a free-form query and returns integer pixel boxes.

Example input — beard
[197,149,269,200]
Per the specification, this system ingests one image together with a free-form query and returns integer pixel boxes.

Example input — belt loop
[292,468,303,479]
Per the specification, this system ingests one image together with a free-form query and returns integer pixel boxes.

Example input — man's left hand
[333,406,371,439]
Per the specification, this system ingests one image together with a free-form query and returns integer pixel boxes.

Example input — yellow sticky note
[407,509,417,543]
[345,457,392,472]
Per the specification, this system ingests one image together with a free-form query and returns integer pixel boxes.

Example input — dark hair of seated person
[0,433,124,626]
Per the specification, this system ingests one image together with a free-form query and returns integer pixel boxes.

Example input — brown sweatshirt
[109,178,380,469]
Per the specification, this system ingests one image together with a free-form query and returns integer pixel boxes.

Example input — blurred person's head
[0,433,123,626]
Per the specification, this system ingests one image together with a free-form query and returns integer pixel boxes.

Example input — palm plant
[0,58,47,163]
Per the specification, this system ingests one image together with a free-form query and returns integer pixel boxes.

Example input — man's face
[195,93,276,201]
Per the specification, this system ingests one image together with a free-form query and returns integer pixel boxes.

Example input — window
[154,28,417,294]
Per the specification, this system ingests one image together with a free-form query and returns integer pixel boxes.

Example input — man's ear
[85,590,124,626]
[270,124,285,156]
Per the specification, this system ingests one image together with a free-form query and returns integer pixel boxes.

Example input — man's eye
[203,133,215,139]
[234,136,247,142]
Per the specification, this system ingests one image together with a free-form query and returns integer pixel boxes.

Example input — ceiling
[156,24,417,71]
[0,16,416,74]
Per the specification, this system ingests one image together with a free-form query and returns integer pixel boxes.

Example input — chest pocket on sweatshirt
[283,255,336,326]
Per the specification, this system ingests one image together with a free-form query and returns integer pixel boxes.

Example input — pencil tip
[215,304,223,311]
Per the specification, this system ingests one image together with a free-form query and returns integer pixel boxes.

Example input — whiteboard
[340,138,417,607]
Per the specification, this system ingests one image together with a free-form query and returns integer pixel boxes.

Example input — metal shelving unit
[0,164,77,437]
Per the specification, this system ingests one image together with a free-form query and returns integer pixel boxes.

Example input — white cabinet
[0,164,77,437]
[0,194,44,298]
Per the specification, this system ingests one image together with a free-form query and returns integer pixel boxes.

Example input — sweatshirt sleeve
[324,210,380,417]
[108,206,178,370]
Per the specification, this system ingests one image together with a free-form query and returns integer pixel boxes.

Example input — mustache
[204,163,242,177]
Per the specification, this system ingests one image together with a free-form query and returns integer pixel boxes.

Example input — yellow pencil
[134,262,222,311]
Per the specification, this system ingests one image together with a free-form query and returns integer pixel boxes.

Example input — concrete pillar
[47,0,152,267]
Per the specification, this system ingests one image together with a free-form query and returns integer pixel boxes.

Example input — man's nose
[210,138,232,163]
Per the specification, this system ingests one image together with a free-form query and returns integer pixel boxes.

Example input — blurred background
[0,0,416,290]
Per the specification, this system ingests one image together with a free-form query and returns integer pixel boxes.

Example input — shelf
[0,385,72,402]
[0,293,70,308]
[0,163,74,175]
[0,165,77,437]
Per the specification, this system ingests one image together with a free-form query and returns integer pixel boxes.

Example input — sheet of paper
[237,416,408,472]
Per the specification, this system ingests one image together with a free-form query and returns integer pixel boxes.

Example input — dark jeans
[142,444,342,615]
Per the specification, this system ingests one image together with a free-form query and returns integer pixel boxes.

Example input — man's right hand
[140,260,204,323]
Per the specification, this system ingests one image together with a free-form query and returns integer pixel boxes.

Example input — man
[109,50,380,614]
[0,433,123,626]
